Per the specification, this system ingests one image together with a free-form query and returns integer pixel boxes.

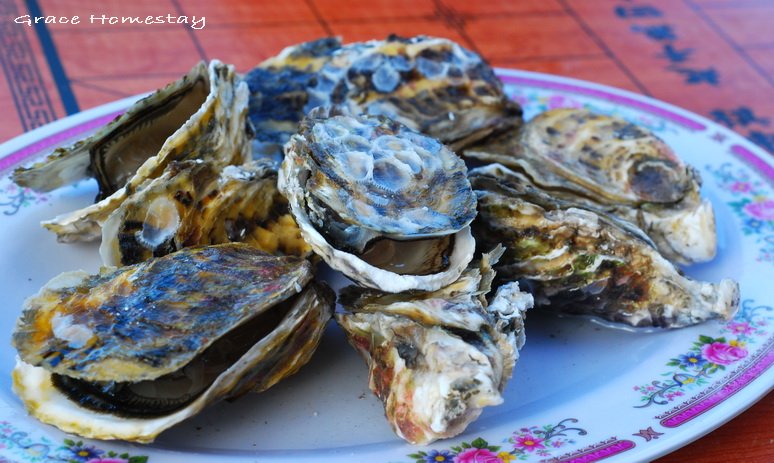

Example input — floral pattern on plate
[707,162,774,262]
[0,180,50,216]
[0,421,149,463]
[408,418,587,462]
[634,299,773,408]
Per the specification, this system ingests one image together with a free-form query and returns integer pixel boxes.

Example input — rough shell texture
[245,37,342,163]
[35,60,250,242]
[292,106,476,248]
[336,248,532,445]
[470,164,738,328]
[99,159,311,266]
[465,109,716,265]
[279,107,476,292]
[12,243,334,442]
[244,35,522,161]
[15,244,316,381]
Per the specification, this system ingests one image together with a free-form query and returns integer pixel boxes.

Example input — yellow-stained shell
[100,159,311,266]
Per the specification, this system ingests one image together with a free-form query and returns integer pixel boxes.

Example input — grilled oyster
[470,164,738,328]
[465,109,715,265]
[244,35,521,161]
[13,60,250,242]
[245,37,342,163]
[279,106,476,292]
[99,159,310,266]
[12,244,334,443]
[337,247,533,444]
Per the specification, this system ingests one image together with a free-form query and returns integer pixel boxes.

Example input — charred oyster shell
[245,35,521,161]
[465,109,716,265]
[100,159,311,266]
[470,164,738,328]
[279,106,476,292]
[15,60,250,242]
[12,244,334,442]
[336,247,533,444]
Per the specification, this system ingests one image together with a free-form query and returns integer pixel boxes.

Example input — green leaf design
[698,335,715,344]
[63,439,75,447]
[471,437,488,449]
[128,456,149,463]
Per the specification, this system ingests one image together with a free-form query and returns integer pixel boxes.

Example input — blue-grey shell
[13,244,318,382]
[288,107,477,245]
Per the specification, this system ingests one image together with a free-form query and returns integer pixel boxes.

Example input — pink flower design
[701,342,748,365]
[730,181,752,193]
[546,95,582,110]
[743,199,774,221]
[454,448,502,463]
[513,434,545,452]
[727,321,754,335]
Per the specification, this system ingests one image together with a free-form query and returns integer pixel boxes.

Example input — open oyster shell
[279,106,476,292]
[470,164,738,328]
[100,159,311,266]
[12,244,334,442]
[465,109,716,265]
[15,60,250,242]
[245,35,521,161]
[336,247,533,445]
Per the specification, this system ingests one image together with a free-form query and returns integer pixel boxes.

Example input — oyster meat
[337,247,533,445]
[13,60,250,242]
[279,106,477,292]
[12,243,334,442]
[245,35,522,160]
[470,164,739,328]
[100,159,311,266]
[465,109,716,265]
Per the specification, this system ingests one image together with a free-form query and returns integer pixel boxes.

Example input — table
[0,0,771,461]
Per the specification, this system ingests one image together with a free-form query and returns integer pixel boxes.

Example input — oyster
[100,159,311,266]
[245,37,342,163]
[470,164,739,328]
[465,109,716,265]
[279,106,476,292]
[244,35,521,160]
[13,60,250,242]
[12,244,334,442]
[336,247,533,444]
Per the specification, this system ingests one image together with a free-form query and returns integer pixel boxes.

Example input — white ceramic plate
[0,70,771,463]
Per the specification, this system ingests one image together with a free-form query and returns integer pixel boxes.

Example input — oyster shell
[12,243,334,442]
[245,37,342,163]
[15,60,250,242]
[245,35,521,161]
[465,109,716,265]
[470,163,739,328]
[279,106,476,292]
[99,159,311,266]
[336,247,533,444]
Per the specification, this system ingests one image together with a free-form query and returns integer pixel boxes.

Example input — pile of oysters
[10,36,739,445]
